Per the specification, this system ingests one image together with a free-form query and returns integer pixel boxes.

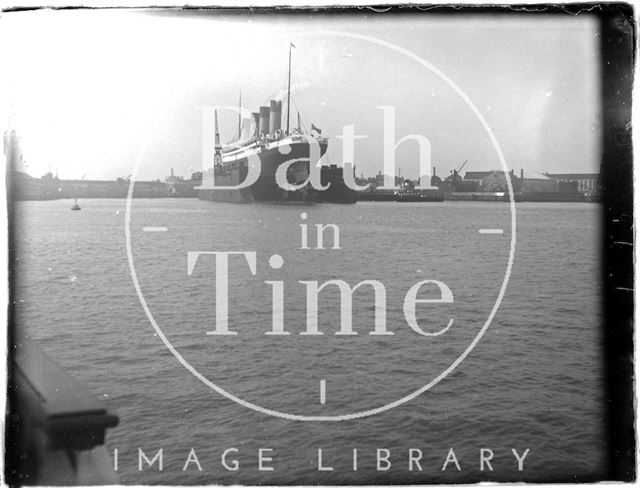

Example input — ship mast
[286,42,294,134]
[214,110,222,167]
[237,91,242,141]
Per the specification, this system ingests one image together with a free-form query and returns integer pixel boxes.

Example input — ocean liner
[197,44,328,203]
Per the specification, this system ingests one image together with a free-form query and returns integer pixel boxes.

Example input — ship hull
[198,138,327,203]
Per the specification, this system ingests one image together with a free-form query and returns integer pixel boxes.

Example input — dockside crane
[443,160,468,191]
[456,160,468,176]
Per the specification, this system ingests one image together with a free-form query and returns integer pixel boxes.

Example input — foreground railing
[7,333,119,485]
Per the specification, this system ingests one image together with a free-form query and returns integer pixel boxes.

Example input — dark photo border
[3,3,635,484]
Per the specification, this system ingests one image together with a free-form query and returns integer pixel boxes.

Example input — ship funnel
[251,112,260,138]
[259,106,270,136]
[269,100,282,135]
[241,117,252,140]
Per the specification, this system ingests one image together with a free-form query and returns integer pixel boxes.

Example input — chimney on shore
[520,168,524,180]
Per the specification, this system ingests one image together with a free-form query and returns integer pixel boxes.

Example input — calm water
[12,198,605,484]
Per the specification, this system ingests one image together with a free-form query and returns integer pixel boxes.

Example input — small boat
[394,189,444,202]
[71,199,81,211]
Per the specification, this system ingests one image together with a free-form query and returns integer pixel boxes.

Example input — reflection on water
[13,199,605,484]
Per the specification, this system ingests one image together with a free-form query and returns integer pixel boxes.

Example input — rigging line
[286,63,294,133]
[224,101,238,143]
[290,83,309,133]
[228,108,240,145]
[237,91,242,139]
[292,99,308,134]
[294,83,314,135]
[288,58,318,137]
[225,117,236,145]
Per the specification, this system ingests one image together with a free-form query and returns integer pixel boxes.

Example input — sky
[1,10,601,181]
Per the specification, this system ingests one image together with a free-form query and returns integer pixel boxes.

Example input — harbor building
[546,173,599,193]
[463,169,557,193]
[462,171,493,188]
[519,171,558,193]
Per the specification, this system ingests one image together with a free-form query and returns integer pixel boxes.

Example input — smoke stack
[258,106,270,136]
[432,166,436,177]
[520,168,524,180]
[251,112,260,138]
[269,100,282,135]
[241,117,251,140]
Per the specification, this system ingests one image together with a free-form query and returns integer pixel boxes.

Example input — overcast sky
[2,10,600,180]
